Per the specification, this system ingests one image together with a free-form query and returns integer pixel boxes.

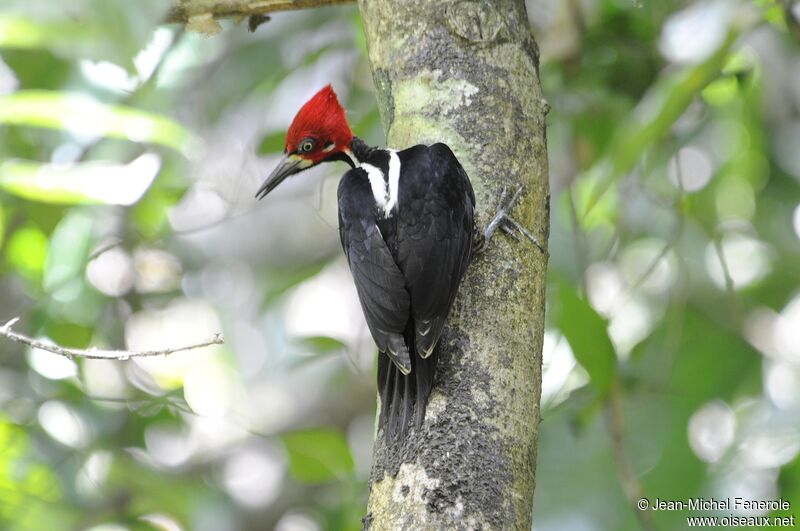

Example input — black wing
[395,143,475,358]
[338,169,412,372]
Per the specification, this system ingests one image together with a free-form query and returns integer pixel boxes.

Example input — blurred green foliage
[536,0,800,529]
[282,429,354,483]
[552,276,617,396]
[0,0,798,530]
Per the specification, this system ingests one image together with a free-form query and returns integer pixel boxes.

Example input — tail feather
[400,370,412,432]
[378,323,438,441]
[377,352,392,421]
[414,352,435,428]
[387,363,402,438]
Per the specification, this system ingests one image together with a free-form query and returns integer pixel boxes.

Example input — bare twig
[0,318,223,360]
[611,185,686,316]
[566,184,588,292]
[606,380,658,531]
[89,238,125,261]
[166,0,355,24]
[711,236,742,327]
[564,137,659,530]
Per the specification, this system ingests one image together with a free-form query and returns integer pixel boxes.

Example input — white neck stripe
[354,149,400,218]
[361,162,388,214]
[385,150,400,216]
[359,150,400,218]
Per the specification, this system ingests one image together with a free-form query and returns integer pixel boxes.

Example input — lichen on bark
[358,0,550,529]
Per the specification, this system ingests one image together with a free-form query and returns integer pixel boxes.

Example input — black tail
[377,323,437,441]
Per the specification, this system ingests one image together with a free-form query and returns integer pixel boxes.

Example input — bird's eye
[299,138,316,153]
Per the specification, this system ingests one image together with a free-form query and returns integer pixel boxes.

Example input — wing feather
[338,170,410,363]
[395,144,475,358]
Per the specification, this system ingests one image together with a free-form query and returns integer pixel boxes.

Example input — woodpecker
[257,85,541,439]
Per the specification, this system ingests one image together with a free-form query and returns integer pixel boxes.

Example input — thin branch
[606,380,658,531]
[89,238,125,261]
[711,236,742,327]
[166,0,355,24]
[0,318,224,360]
[566,183,588,293]
[566,175,655,531]
[611,189,686,316]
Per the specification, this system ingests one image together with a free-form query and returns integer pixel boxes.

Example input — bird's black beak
[256,154,310,200]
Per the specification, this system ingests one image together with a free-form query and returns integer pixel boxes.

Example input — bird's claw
[477,184,545,254]
[501,224,521,242]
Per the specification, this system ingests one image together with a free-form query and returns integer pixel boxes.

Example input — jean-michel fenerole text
[650,497,791,512]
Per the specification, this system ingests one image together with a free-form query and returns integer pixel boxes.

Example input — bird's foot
[475,184,545,254]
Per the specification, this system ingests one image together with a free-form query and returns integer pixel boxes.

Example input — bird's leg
[475,184,545,255]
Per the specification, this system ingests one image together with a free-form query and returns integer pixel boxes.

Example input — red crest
[285,85,353,163]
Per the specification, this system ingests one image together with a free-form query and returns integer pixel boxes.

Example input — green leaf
[263,262,329,305]
[0,160,98,204]
[553,276,617,396]
[43,210,94,293]
[0,12,35,43]
[43,321,92,349]
[295,336,347,353]
[701,75,739,106]
[5,225,48,280]
[0,418,73,530]
[257,131,286,155]
[627,306,761,508]
[0,13,97,50]
[569,176,618,231]
[0,154,160,205]
[0,91,194,153]
[644,307,760,401]
[0,2,168,71]
[281,429,354,484]
[130,188,170,238]
[290,336,349,369]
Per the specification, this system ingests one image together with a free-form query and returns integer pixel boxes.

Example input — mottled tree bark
[358,1,549,529]
[171,0,549,526]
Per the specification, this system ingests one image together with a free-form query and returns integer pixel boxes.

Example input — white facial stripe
[386,150,400,216]
[361,163,387,212]
[287,155,313,170]
[322,143,336,153]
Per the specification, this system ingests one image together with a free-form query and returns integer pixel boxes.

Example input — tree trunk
[170,0,549,526]
[357,1,549,529]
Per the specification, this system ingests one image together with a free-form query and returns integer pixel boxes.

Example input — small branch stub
[0,317,224,361]
[166,0,355,25]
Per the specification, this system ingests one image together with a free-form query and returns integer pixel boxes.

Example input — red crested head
[256,85,354,200]
[285,84,353,164]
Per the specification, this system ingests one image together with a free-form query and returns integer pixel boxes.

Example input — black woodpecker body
[338,138,475,437]
[256,85,475,439]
